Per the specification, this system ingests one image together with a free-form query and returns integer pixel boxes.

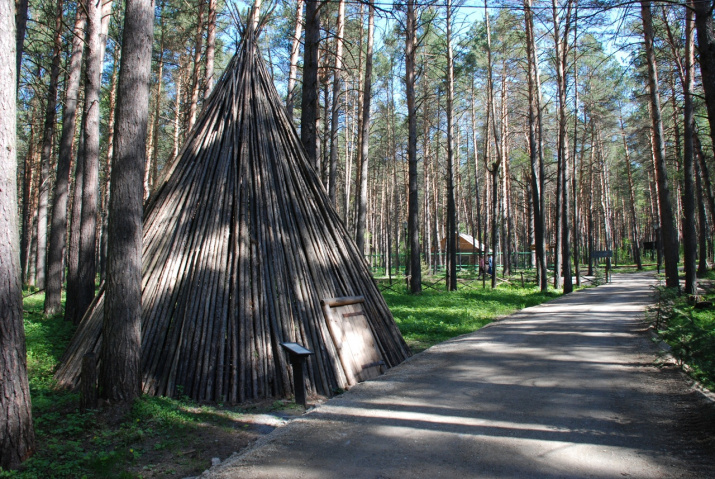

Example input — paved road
[201,273,715,478]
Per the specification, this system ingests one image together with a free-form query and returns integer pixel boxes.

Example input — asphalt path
[201,272,715,478]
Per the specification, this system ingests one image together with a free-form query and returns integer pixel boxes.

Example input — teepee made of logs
[55,27,410,403]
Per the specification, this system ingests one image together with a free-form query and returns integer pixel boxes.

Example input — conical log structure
[55,31,410,403]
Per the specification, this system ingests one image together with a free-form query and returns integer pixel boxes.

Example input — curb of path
[648,328,715,404]
[642,273,715,404]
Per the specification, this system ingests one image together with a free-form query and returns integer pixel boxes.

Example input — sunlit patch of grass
[383,280,559,353]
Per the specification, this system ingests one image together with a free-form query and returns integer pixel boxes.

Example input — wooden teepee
[55,24,410,403]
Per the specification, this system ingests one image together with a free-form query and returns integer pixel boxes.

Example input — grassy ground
[3,291,303,479]
[648,270,715,391]
[6,274,561,478]
[382,273,560,352]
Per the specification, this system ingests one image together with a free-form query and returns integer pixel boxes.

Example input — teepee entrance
[322,296,385,386]
[55,24,410,404]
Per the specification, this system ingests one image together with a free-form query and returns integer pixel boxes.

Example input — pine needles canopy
[55,29,410,403]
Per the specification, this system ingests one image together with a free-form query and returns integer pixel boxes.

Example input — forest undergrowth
[648,271,715,391]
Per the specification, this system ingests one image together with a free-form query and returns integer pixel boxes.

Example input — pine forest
[3,0,715,471]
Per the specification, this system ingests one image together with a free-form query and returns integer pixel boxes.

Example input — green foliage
[648,282,715,391]
[22,292,74,396]
[383,279,559,352]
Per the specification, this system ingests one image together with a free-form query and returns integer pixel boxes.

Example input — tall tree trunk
[682,1,698,294]
[587,121,595,276]
[445,0,457,290]
[693,0,715,160]
[100,0,154,403]
[597,128,614,273]
[352,3,365,235]
[286,0,304,120]
[20,114,37,284]
[204,0,216,99]
[695,155,709,275]
[499,72,513,277]
[641,0,680,288]
[485,2,503,289]
[187,0,205,132]
[525,0,547,290]
[15,0,29,89]
[694,132,715,231]
[572,22,582,285]
[328,0,345,206]
[619,113,642,270]
[65,127,85,323]
[99,46,120,282]
[0,3,35,466]
[355,4,374,255]
[552,0,574,293]
[300,0,320,167]
[36,0,65,291]
[406,0,421,293]
[172,57,183,159]
[470,78,482,267]
[145,18,164,201]
[77,0,104,320]
[45,4,86,315]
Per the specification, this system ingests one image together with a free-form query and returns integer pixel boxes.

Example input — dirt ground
[121,399,313,478]
[198,272,715,478]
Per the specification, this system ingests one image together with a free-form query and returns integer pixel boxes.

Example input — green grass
[648,270,715,390]
[610,263,660,274]
[383,277,560,352]
[4,291,284,479]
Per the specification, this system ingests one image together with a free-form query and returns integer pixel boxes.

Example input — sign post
[591,250,613,283]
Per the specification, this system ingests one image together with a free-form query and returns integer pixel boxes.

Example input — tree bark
[15,0,29,89]
[406,0,421,293]
[485,2,503,289]
[0,2,35,466]
[36,0,65,291]
[65,126,85,323]
[641,0,680,288]
[300,0,320,167]
[552,0,574,293]
[693,0,715,160]
[328,0,345,206]
[470,79,482,270]
[204,0,216,99]
[145,17,164,201]
[525,0,547,290]
[45,4,86,315]
[695,156,709,275]
[76,0,104,321]
[286,0,304,121]
[355,4,374,255]
[20,113,37,284]
[100,0,154,403]
[445,0,457,291]
[682,0,698,294]
[172,56,183,159]
[187,0,205,132]
[619,113,642,270]
[572,13,581,285]
[694,132,715,231]
[99,46,120,282]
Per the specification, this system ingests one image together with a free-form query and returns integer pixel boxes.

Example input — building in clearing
[55,26,410,404]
